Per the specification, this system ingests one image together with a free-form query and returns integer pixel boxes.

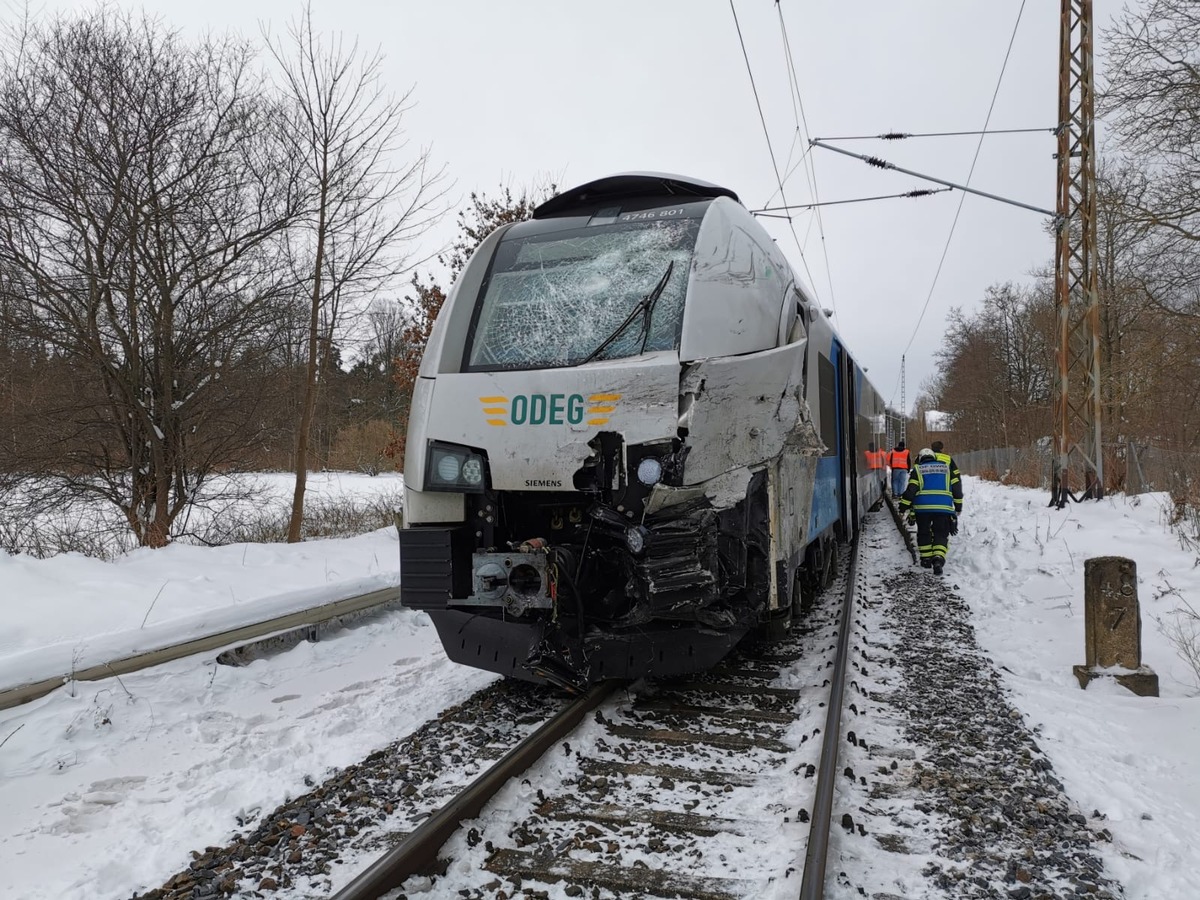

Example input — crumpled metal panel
[680,197,793,360]
[677,341,813,484]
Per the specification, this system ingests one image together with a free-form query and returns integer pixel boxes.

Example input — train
[397,172,885,690]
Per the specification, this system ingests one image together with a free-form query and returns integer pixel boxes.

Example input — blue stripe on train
[809,454,842,538]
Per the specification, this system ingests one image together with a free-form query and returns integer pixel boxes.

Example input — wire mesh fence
[952,442,1198,503]
[955,441,1200,532]
[954,446,1050,489]
[951,441,1200,547]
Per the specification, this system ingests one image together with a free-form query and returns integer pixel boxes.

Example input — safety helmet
[918,448,936,461]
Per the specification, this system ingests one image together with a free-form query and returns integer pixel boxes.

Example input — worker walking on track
[886,440,910,498]
[865,442,886,492]
[898,447,963,575]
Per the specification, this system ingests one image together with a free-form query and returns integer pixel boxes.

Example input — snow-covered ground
[954,481,1200,899]
[0,472,405,691]
[1,476,1198,899]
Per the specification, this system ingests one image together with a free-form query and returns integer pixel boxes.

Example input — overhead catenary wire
[808,140,1055,218]
[729,0,825,313]
[774,1,839,316]
[735,0,1035,413]
[752,187,952,217]
[818,126,1056,141]
[884,0,1031,411]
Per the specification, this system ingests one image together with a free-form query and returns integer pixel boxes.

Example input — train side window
[818,354,837,456]
[786,290,807,344]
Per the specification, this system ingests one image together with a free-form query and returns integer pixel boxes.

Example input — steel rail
[884,493,919,564]
[799,533,861,899]
[333,680,618,900]
[0,585,401,711]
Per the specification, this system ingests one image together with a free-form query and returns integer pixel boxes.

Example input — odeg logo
[479,393,620,427]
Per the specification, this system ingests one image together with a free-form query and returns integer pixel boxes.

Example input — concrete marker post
[1072,556,1159,697]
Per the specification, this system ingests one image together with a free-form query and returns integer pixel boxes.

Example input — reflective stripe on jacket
[935,451,964,496]
[899,460,960,514]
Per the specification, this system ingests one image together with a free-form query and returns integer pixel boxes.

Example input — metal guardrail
[0,586,401,711]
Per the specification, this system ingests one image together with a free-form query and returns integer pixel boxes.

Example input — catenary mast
[1051,0,1103,506]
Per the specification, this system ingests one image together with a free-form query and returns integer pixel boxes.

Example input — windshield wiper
[578,260,675,366]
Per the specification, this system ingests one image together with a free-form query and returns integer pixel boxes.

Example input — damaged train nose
[398,172,883,688]
[470,551,551,616]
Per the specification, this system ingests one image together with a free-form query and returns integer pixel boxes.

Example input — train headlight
[426,441,487,493]
[461,457,484,486]
[625,524,649,556]
[636,457,663,486]
[436,454,461,483]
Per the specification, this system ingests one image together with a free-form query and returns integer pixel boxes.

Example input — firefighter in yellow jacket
[898,447,964,575]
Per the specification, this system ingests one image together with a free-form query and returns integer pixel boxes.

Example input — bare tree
[1102,0,1200,301]
[387,184,552,465]
[346,297,411,426]
[361,298,409,385]
[0,9,303,546]
[933,283,1054,451]
[265,3,446,543]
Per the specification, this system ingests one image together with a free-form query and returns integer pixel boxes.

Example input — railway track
[128,541,858,900]
[327,538,862,900]
[130,508,1127,900]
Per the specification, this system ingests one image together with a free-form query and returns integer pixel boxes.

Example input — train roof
[533,172,740,219]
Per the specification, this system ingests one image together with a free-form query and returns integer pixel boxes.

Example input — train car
[398,173,884,690]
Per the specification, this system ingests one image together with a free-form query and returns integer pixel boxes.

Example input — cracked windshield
[465,212,702,370]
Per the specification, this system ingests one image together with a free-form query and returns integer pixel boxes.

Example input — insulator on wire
[880,132,910,140]
[865,156,892,169]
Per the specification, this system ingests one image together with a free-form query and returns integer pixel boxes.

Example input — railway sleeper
[618,712,788,746]
[575,758,759,788]
[534,797,756,838]
[700,663,784,682]
[603,722,793,755]
[484,848,757,900]
[631,698,795,724]
[734,647,807,665]
[646,681,802,700]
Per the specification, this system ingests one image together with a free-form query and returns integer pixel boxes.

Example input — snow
[1,476,1199,899]
[924,409,952,431]
[0,473,407,692]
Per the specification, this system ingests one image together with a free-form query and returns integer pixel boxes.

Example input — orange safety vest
[866,449,885,470]
[887,448,910,470]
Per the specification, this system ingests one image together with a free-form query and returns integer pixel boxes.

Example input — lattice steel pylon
[1051,0,1104,507]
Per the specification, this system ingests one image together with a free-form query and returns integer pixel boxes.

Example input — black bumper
[426,609,745,687]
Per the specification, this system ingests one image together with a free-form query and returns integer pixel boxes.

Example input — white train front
[399,173,884,689]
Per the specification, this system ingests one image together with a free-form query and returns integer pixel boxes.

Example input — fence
[952,442,1198,501]
[954,446,1049,489]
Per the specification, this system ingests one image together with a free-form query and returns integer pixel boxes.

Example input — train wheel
[762,606,792,641]
[823,540,840,589]
[762,575,793,642]
[755,554,795,642]
[797,568,818,615]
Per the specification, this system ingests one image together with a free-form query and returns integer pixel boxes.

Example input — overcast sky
[25,0,1131,421]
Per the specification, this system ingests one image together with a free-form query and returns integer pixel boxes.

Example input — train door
[837,343,861,538]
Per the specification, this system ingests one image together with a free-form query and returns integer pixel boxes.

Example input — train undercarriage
[401,434,838,690]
